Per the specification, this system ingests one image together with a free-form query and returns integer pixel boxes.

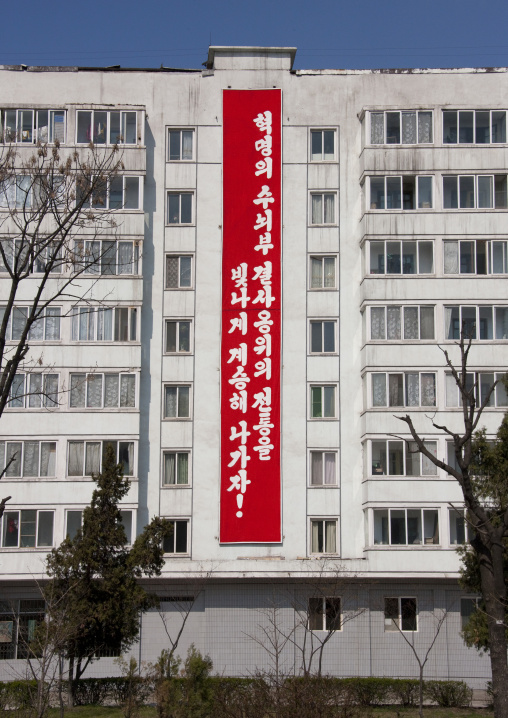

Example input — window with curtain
[310,193,336,225]
[309,256,336,289]
[67,440,135,477]
[310,451,337,486]
[0,306,61,341]
[370,373,436,408]
[7,373,58,409]
[163,452,190,485]
[168,129,195,160]
[370,110,433,145]
[0,441,56,478]
[69,373,135,409]
[370,306,434,341]
[164,385,191,419]
[310,519,337,554]
[166,255,193,288]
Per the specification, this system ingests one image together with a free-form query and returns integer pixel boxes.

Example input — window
[76,110,137,145]
[369,176,433,210]
[369,240,433,275]
[163,520,189,554]
[69,373,135,409]
[163,452,190,486]
[65,509,132,543]
[168,129,194,160]
[384,597,417,631]
[309,321,336,353]
[461,597,480,630]
[449,509,470,545]
[72,306,138,342]
[443,110,507,144]
[370,440,437,476]
[167,192,193,225]
[0,176,32,209]
[1,510,54,548]
[0,239,64,275]
[444,239,508,275]
[74,240,139,275]
[310,519,337,554]
[310,451,337,486]
[308,597,341,631]
[446,441,462,474]
[0,306,60,341]
[0,600,46,660]
[0,441,56,478]
[310,129,336,161]
[67,440,134,477]
[443,175,507,209]
[373,509,439,545]
[8,373,58,408]
[164,385,191,419]
[310,193,336,225]
[166,255,193,288]
[310,386,336,418]
[370,306,434,341]
[1,109,65,144]
[309,256,336,289]
[445,372,507,408]
[78,176,141,210]
[370,111,433,144]
[444,305,508,340]
[371,373,436,408]
[165,320,191,353]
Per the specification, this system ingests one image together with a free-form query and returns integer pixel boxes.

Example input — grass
[43,708,492,718]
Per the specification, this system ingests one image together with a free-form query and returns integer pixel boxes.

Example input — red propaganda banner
[220,89,282,544]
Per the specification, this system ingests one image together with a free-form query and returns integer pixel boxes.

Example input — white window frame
[370,110,433,145]
[369,305,435,341]
[442,174,507,209]
[165,319,192,354]
[370,371,436,409]
[165,254,193,289]
[74,239,140,276]
[309,450,337,486]
[0,176,33,209]
[444,305,508,341]
[309,320,336,354]
[445,371,507,409]
[78,176,142,211]
[7,373,59,409]
[443,239,508,275]
[309,255,336,289]
[372,508,440,546]
[69,372,136,409]
[309,192,336,226]
[443,110,507,145]
[1,109,66,144]
[0,440,56,478]
[309,518,338,555]
[307,596,342,631]
[0,509,54,548]
[0,306,61,342]
[309,385,336,419]
[369,439,438,477]
[163,384,192,420]
[167,191,194,225]
[162,519,190,555]
[71,306,138,342]
[75,110,138,145]
[368,175,433,210]
[449,508,471,545]
[384,597,418,632]
[67,440,135,477]
[309,129,336,162]
[368,240,434,275]
[167,128,195,161]
[162,450,191,487]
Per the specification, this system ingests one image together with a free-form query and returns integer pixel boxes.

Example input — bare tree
[0,138,128,518]
[396,335,508,718]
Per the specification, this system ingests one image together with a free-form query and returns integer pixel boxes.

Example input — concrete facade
[0,47,505,686]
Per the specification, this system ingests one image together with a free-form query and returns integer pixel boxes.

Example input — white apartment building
[1,46,506,685]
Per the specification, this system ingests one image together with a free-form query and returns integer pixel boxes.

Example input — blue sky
[2,0,508,70]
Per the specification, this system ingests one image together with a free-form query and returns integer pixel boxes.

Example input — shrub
[70,677,118,705]
[425,679,472,707]
[389,678,420,706]
[342,677,393,706]
[3,680,38,710]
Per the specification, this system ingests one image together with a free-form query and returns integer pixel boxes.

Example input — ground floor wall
[0,578,491,690]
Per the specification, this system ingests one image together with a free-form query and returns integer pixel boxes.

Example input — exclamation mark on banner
[236,494,243,518]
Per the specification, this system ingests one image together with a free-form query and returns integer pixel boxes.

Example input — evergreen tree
[45,445,171,703]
